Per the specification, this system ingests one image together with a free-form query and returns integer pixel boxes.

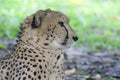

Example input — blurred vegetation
[0,0,120,52]
[0,44,7,50]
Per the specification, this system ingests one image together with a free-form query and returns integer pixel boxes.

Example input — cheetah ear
[31,10,47,29]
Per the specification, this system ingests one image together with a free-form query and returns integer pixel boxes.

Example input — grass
[0,44,7,50]
[0,0,120,52]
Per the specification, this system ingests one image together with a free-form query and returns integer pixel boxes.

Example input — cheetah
[0,9,78,80]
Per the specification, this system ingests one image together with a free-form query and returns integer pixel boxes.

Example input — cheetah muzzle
[0,9,78,80]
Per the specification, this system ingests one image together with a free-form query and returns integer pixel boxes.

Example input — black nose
[73,36,78,41]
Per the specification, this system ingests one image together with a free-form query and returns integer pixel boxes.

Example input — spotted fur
[0,9,78,80]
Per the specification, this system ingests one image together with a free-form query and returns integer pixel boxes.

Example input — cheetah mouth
[52,38,68,49]
[61,35,69,46]
[61,40,74,48]
[61,39,68,45]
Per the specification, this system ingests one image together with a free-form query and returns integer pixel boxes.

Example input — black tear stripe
[61,22,69,45]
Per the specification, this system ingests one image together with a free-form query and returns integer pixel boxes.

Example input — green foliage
[0,0,120,52]
[0,44,7,50]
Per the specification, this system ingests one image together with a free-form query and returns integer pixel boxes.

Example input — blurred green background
[0,0,120,52]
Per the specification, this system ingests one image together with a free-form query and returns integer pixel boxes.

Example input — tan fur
[0,9,78,80]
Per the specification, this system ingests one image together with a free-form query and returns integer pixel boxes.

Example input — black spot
[21,56,23,59]
[44,75,46,78]
[57,55,60,60]
[28,50,32,53]
[41,70,43,73]
[16,70,19,73]
[33,65,37,67]
[43,59,45,62]
[17,56,20,59]
[27,68,30,71]
[2,66,5,69]
[22,71,25,75]
[44,71,46,74]
[28,75,31,78]
[23,65,26,68]
[57,66,59,69]
[38,59,42,62]
[44,43,49,46]
[16,74,18,77]
[7,67,10,70]
[19,67,22,69]
[30,59,35,62]
[27,62,30,64]
[33,71,37,76]
[35,55,39,57]
[46,38,49,40]
[6,72,9,76]
[39,65,42,69]
[45,65,47,68]
[19,62,22,65]
[51,34,53,37]
[12,77,15,80]
[38,75,41,79]
[43,55,46,58]
[24,57,27,60]
[47,28,51,31]
[5,76,8,79]
[23,77,26,80]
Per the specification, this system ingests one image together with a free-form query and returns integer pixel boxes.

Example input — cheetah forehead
[21,9,68,29]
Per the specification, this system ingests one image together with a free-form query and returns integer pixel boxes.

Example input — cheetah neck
[17,38,60,51]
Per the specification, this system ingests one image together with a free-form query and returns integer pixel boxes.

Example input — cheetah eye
[58,22,64,27]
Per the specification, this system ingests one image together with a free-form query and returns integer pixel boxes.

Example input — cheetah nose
[73,36,78,41]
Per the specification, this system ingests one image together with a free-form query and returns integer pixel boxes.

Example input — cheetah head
[28,9,78,49]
